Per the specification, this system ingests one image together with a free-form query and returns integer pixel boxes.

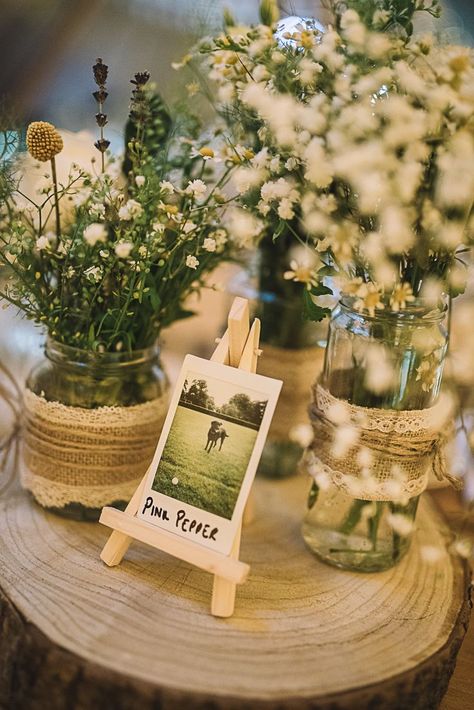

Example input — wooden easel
[99,297,261,617]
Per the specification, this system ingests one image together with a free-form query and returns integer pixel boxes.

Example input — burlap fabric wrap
[303,382,456,501]
[257,344,325,441]
[20,389,167,509]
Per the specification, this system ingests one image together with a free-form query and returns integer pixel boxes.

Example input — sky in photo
[184,370,268,408]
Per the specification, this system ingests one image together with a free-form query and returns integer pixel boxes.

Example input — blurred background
[1,0,474,394]
[1,0,474,486]
[1,0,473,140]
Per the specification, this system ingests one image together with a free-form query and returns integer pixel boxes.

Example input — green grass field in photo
[152,406,258,519]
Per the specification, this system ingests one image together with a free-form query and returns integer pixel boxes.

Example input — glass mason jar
[21,339,169,521]
[302,297,448,572]
[230,233,327,478]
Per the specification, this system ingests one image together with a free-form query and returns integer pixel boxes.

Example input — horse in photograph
[205,420,229,453]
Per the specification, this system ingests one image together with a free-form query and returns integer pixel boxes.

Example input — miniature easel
[99,297,261,617]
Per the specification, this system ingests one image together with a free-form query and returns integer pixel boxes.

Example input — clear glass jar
[22,339,169,521]
[229,234,327,478]
[302,297,448,572]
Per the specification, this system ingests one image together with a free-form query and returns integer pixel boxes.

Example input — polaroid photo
[137,354,282,556]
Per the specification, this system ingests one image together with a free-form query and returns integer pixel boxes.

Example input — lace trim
[302,449,428,501]
[20,461,140,508]
[313,383,448,435]
[302,382,458,500]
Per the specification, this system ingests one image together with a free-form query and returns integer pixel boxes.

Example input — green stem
[50,157,61,238]
[340,499,367,536]
[307,480,319,510]
[368,502,384,551]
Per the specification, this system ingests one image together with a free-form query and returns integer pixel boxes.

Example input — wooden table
[434,488,474,710]
[0,475,470,710]
[0,301,471,709]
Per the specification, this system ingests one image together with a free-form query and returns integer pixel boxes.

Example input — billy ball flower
[26,122,63,162]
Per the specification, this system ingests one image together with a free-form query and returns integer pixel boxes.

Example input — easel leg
[211,521,242,618]
[100,473,149,566]
[242,490,255,526]
[101,530,133,566]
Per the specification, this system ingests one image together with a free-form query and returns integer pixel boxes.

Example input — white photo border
[137,354,282,556]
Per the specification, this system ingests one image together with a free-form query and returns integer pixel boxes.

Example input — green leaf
[223,7,236,27]
[302,288,331,323]
[307,481,319,510]
[340,499,367,536]
[310,282,333,297]
[259,0,279,26]
[123,88,172,176]
[272,221,286,242]
[149,289,161,311]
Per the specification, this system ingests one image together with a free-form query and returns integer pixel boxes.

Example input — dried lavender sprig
[92,58,110,172]
[128,71,151,168]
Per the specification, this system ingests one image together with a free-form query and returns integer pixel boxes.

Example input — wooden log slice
[0,477,471,710]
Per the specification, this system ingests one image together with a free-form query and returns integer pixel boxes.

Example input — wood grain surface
[434,488,474,710]
[0,476,470,710]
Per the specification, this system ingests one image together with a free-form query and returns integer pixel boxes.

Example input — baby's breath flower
[182,220,197,234]
[289,423,313,448]
[387,513,414,537]
[35,235,50,251]
[450,538,473,559]
[83,223,107,246]
[420,545,444,563]
[115,241,133,259]
[203,237,217,252]
[331,424,359,459]
[186,254,199,269]
[118,199,143,221]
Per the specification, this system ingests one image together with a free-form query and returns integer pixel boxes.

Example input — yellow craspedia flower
[26,121,63,162]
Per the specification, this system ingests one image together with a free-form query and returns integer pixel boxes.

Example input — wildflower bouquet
[0,61,232,353]
[179,1,474,568]
[183,0,473,321]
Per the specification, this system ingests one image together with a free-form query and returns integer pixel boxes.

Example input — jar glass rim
[339,295,448,323]
[45,337,161,367]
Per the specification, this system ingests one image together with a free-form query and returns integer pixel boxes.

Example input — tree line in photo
[180,379,267,426]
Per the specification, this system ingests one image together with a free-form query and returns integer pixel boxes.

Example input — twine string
[306,382,461,500]
[0,364,167,506]
[0,360,23,495]
[20,390,167,508]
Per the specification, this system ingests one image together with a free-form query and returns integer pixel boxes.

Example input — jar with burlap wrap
[21,339,169,521]
[301,297,450,572]
[228,234,328,478]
